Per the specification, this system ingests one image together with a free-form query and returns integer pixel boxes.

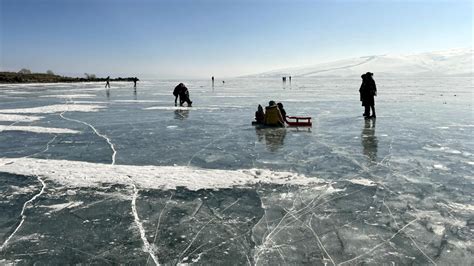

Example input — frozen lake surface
[0,78,472,265]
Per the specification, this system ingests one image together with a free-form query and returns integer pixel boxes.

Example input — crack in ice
[0,132,58,250]
[131,184,160,265]
[177,198,240,264]
[146,193,174,265]
[382,198,437,265]
[0,174,46,251]
[59,100,116,165]
[338,218,419,265]
[59,99,159,264]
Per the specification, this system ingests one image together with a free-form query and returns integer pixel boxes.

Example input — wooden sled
[285,116,312,127]
[251,116,312,127]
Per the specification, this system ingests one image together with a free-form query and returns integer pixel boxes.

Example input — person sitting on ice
[173,83,193,107]
[277,102,288,123]
[255,104,265,124]
[264,101,285,127]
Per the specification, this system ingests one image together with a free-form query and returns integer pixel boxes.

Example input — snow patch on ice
[9,185,35,195]
[447,202,474,212]
[113,100,166,103]
[70,101,109,104]
[347,178,377,187]
[0,158,323,191]
[0,114,44,122]
[433,164,449,170]
[0,125,80,134]
[144,106,220,111]
[40,94,96,99]
[40,201,84,213]
[0,104,105,114]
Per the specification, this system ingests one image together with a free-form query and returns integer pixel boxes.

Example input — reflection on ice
[174,109,190,120]
[255,127,287,152]
[361,119,378,164]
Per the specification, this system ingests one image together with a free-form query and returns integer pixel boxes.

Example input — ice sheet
[0,78,472,265]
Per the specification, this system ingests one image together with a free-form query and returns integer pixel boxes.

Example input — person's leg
[184,95,192,106]
[371,105,376,118]
[364,105,370,117]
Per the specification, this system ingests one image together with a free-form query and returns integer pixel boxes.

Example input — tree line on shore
[0,69,136,84]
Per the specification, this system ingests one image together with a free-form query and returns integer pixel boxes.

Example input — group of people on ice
[252,72,377,127]
[123,72,376,125]
[254,101,288,127]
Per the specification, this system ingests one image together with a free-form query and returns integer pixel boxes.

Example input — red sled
[286,116,312,127]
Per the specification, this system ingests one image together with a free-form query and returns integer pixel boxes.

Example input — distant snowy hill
[244,48,472,78]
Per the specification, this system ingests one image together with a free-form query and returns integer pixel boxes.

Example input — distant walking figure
[289,76,292,83]
[212,76,215,85]
[173,83,192,107]
[133,77,139,88]
[359,72,377,119]
[105,76,110,88]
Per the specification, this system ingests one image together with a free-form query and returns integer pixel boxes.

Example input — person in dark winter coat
[173,83,193,107]
[255,104,265,124]
[359,72,377,118]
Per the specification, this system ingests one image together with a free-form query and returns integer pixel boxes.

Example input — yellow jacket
[264,105,284,126]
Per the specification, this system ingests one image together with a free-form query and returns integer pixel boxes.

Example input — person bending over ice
[173,83,193,107]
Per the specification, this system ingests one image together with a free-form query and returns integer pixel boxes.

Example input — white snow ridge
[244,48,472,78]
[0,158,322,191]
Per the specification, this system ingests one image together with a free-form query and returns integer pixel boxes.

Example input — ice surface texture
[0,78,472,264]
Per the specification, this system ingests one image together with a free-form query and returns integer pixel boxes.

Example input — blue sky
[0,0,472,78]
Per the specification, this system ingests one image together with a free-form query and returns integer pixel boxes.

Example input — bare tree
[46,70,54,75]
[84,73,97,79]
[18,68,32,74]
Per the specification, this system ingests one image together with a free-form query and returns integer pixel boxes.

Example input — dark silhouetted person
[133,77,139,88]
[264,101,285,127]
[282,77,286,82]
[105,76,111,88]
[212,76,215,85]
[359,72,377,119]
[255,105,265,124]
[277,102,287,123]
[289,76,292,83]
[173,83,192,107]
